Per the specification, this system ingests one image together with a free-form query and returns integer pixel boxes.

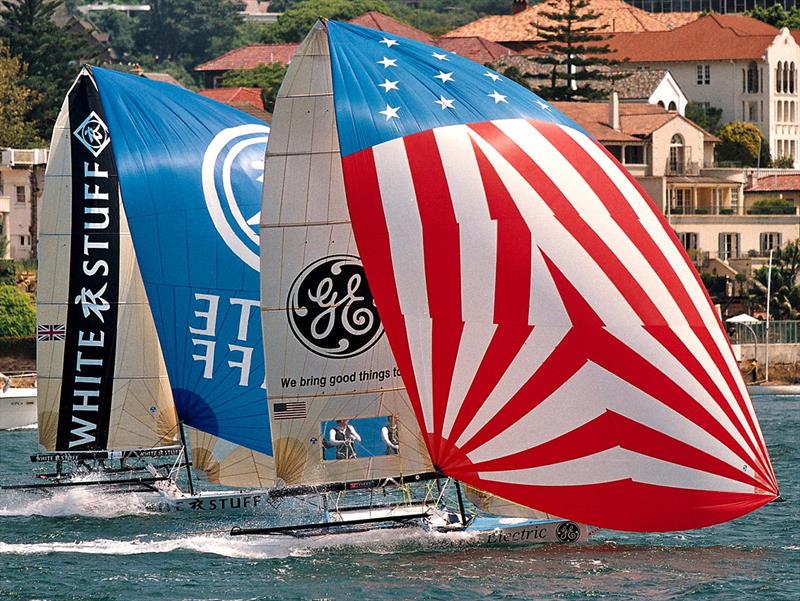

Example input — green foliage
[772,155,795,168]
[0,284,35,337]
[0,259,14,285]
[750,240,800,319]
[0,0,98,141]
[222,62,288,112]
[89,9,138,58]
[716,121,771,167]
[527,0,625,101]
[747,3,800,28]
[685,101,722,135]
[134,0,245,64]
[497,65,532,89]
[747,198,796,215]
[0,41,42,148]
[259,0,394,43]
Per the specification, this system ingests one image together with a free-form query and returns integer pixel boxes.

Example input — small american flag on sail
[37,323,66,341]
[273,401,307,420]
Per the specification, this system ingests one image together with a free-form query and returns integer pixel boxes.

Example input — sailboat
[231,19,778,541]
[5,67,276,513]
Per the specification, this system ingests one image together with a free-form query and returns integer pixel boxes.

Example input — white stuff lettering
[67,160,112,448]
[190,293,264,389]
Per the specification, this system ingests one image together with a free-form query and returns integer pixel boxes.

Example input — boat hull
[147,489,271,513]
[0,388,37,430]
[458,516,590,545]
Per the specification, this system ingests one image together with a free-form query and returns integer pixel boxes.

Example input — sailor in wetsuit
[328,419,361,459]
[381,415,399,455]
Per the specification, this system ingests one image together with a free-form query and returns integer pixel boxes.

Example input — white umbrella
[726,313,761,324]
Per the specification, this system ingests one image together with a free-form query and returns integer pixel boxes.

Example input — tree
[747,4,800,29]
[259,0,394,43]
[527,0,624,101]
[135,0,245,65]
[750,240,800,320]
[717,121,771,167]
[222,63,288,112]
[89,8,138,58]
[0,41,42,148]
[0,0,97,141]
[685,101,722,135]
[0,284,35,337]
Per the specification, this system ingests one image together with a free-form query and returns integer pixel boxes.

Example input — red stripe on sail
[403,131,464,459]
[589,137,775,485]
[537,122,770,478]
[467,120,769,480]
[341,148,429,447]
[464,410,769,493]
[465,477,776,532]
[441,135,534,452]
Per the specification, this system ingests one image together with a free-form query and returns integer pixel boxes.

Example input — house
[0,149,47,261]
[198,87,266,114]
[435,36,514,65]
[442,0,681,51]
[613,69,688,115]
[349,11,434,45]
[607,14,800,166]
[552,96,798,268]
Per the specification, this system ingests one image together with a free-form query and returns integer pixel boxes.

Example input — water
[1,396,797,601]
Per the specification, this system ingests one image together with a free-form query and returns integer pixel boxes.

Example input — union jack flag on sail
[37,323,66,341]
[272,20,778,531]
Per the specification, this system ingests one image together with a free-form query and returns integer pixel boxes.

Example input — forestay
[260,24,433,486]
[292,20,777,531]
[85,67,274,485]
[37,68,177,452]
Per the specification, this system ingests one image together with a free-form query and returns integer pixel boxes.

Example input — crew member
[329,419,361,459]
[381,415,399,455]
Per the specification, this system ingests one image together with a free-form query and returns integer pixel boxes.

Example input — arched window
[777,61,783,92]
[747,61,759,93]
[658,100,665,108]
[791,62,796,94]
[669,134,685,174]
[792,101,796,122]
[784,62,790,92]
[668,101,677,111]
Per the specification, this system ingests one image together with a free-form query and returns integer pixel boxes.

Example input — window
[0,172,3,195]
[793,62,797,94]
[748,101,758,122]
[747,61,759,93]
[668,101,677,111]
[678,232,698,251]
[669,134,685,173]
[19,235,26,247]
[606,145,622,161]
[670,188,691,213]
[777,61,783,92]
[760,232,782,253]
[718,232,740,260]
[697,64,710,85]
[624,145,644,164]
[731,188,739,213]
[15,186,25,203]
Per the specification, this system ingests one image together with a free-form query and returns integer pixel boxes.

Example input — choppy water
[0,396,797,601]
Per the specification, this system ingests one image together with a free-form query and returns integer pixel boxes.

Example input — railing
[0,148,48,167]
[729,320,800,345]
[665,160,701,176]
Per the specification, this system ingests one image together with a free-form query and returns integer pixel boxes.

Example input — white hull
[0,388,37,430]
[146,488,271,513]
[456,516,590,545]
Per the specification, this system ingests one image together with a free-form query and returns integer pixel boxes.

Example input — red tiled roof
[648,11,700,30]
[349,11,434,44]
[607,14,779,62]
[435,36,513,64]
[195,43,298,71]
[443,0,671,43]
[746,174,800,192]
[198,87,264,110]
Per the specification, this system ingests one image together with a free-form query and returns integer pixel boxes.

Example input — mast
[178,421,195,495]
[454,481,467,526]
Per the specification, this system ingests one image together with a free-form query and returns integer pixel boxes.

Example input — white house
[0,148,47,261]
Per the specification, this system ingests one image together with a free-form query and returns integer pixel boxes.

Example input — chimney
[512,0,528,15]
[609,91,620,130]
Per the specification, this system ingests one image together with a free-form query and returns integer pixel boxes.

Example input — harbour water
[0,396,797,600]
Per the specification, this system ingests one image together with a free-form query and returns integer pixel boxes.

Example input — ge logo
[201,124,270,271]
[556,521,580,543]
[73,111,110,157]
[287,255,384,359]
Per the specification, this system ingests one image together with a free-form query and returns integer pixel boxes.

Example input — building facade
[0,149,46,261]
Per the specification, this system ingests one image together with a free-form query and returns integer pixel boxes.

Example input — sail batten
[308,20,779,531]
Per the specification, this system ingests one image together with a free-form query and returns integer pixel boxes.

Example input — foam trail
[0,487,156,518]
[0,529,487,559]
[6,423,37,431]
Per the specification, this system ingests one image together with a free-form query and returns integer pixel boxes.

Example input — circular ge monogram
[556,521,581,543]
[287,255,384,359]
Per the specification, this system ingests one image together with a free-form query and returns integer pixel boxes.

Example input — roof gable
[349,11,434,44]
[195,43,298,71]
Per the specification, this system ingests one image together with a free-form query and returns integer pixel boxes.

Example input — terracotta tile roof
[195,44,298,71]
[435,36,514,64]
[607,14,779,62]
[611,68,668,100]
[142,72,185,88]
[349,11,434,44]
[648,11,700,30]
[198,87,264,110]
[443,0,670,43]
[746,174,800,192]
[552,101,710,144]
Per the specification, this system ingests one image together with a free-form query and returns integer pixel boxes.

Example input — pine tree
[0,41,43,148]
[527,0,623,101]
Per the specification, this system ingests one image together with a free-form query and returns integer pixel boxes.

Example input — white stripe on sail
[562,126,766,462]
[481,447,759,494]
[372,138,434,432]
[433,125,498,440]
[466,361,755,481]
[463,126,758,465]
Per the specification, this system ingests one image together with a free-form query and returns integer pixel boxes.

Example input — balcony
[0,148,48,167]
[666,160,701,176]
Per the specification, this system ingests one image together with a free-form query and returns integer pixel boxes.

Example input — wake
[0,486,156,518]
